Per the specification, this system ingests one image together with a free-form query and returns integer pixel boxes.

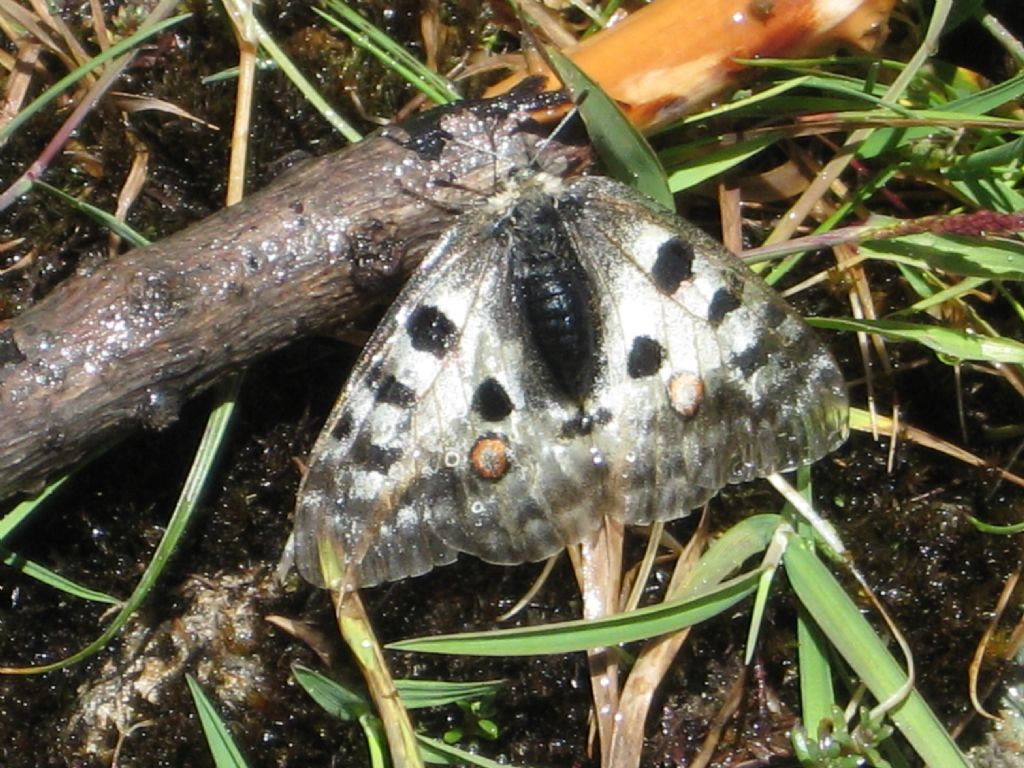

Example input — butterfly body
[504,193,599,401]
[295,173,848,588]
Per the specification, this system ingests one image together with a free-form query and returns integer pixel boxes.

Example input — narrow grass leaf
[318,1,460,105]
[950,175,1024,213]
[857,70,1024,159]
[953,133,1024,174]
[900,275,990,314]
[293,664,504,712]
[787,468,837,731]
[0,475,67,543]
[0,14,192,146]
[745,567,776,664]
[796,603,836,736]
[292,664,370,721]
[968,517,1024,535]
[0,546,120,604]
[251,19,362,143]
[677,75,816,124]
[677,514,780,598]
[894,262,940,300]
[771,71,896,106]
[809,317,1024,363]
[933,70,1024,119]
[418,735,534,767]
[292,664,388,766]
[186,674,249,768]
[859,232,1024,279]
[545,48,672,208]
[394,678,505,709]
[389,568,761,656]
[667,133,780,193]
[785,538,969,767]
[35,182,150,247]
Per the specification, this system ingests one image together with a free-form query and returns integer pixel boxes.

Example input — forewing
[295,209,611,588]
[293,223,479,588]
[566,177,849,524]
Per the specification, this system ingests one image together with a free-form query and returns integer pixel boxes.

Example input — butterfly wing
[563,176,849,524]
[295,205,616,588]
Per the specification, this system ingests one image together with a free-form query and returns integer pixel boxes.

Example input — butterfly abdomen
[506,199,598,401]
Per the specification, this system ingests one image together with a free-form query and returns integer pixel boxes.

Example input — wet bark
[0,90,592,498]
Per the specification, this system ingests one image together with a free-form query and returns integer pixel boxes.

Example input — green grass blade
[293,664,389,766]
[292,663,370,721]
[954,133,1024,173]
[740,517,795,665]
[898,275,990,314]
[417,735,535,767]
[667,133,780,193]
[317,1,460,105]
[251,17,362,143]
[295,663,505,713]
[394,678,505,709]
[859,230,1024,280]
[186,674,250,768]
[677,75,816,124]
[856,71,1024,159]
[784,537,969,767]
[787,467,837,733]
[950,175,1024,213]
[934,69,1024,118]
[0,475,68,543]
[680,514,781,595]
[809,317,1024,363]
[391,516,777,659]
[968,516,1024,535]
[545,47,672,208]
[389,567,761,656]
[796,603,835,737]
[35,181,150,247]
[0,545,120,604]
[0,14,192,146]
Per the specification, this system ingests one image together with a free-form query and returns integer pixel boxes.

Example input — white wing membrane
[574,178,848,522]
[295,174,849,588]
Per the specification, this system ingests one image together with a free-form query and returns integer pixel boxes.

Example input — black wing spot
[330,410,355,440]
[732,343,768,377]
[708,287,742,327]
[375,375,415,407]
[764,301,788,329]
[651,237,694,295]
[366,361,385,387]
[472,378,514,421]
[352,442,403,472]
[627,336,664,379]
[406,305,457,357]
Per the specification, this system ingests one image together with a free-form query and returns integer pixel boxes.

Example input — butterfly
[293,171,849,589]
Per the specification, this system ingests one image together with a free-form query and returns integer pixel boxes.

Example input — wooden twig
[0,89,592,498]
